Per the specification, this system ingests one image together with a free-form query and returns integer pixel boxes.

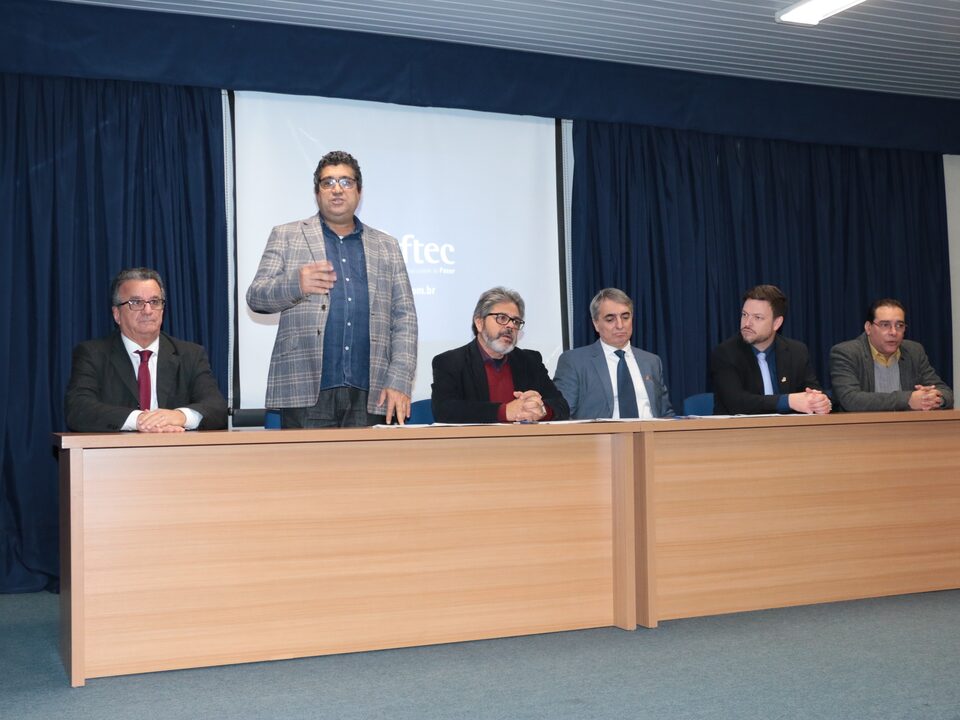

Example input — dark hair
[110,268,166,306]
[590,288,633,321]
[865,298,905,323]
[313,150,362,193]
[743,284,787,320]
[471,287,525,336]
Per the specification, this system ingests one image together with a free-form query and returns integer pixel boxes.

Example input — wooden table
[56,412,960,686]
[634,412,960,626]
[56,424,637,687]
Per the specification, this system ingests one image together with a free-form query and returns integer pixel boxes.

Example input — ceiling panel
[53,0,960,98]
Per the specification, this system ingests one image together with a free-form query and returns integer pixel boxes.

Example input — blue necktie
[615,349,639,418]
[757,351,774,395]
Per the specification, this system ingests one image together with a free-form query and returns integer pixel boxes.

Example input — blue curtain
[571,121,952,410]
[0,73,228,592]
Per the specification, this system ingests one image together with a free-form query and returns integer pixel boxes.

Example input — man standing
[711,284,831,415]
[431,287,569,423]
[553,288,673,419]
[65,268,227,432]
[247,151,417,427]
[830,298,953,411]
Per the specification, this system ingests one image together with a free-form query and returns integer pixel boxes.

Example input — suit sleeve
[383,241,418,396]
[517,350,570,421]
[64,343,137,432]
[912,345,954,409]
[182,346,228,430]
[551,351,580,417]
[651,356,675,418]
[246,225,308,314]
[430,351,501,423]
[710,345,781,414]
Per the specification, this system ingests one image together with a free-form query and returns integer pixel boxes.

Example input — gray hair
[589,288,633,321]
[471,286,525,336]
[110,267,166,306]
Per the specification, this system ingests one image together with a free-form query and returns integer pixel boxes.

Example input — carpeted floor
[2,590,958,719]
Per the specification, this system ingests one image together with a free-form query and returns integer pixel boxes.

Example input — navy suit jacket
[65,331,227,432]
[553,340,674,419]
[431,340,570,423]
[710,333,821,415]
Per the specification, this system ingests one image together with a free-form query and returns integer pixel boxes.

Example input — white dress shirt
[119,334,202,430]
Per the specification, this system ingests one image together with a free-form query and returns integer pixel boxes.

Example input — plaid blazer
[247,214,418,412]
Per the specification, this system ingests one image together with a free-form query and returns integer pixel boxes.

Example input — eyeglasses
[116,298,165,311]
[485,312,525,329]
[318,176,357,191]
[871,320,906,332]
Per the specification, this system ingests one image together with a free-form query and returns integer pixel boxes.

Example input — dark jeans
[280,386,386,428]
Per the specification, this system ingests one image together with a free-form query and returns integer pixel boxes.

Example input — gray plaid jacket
[246,214,418,412]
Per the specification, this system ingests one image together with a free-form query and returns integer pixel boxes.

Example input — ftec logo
[399,234,455,266]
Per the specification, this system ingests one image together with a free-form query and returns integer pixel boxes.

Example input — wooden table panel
[71,434,620,681]
[649,419,960,620]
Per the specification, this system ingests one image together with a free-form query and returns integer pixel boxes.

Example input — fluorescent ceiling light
[776,0,869,25]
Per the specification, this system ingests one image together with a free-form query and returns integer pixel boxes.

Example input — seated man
[431,287,570,423]
[553,288,673,419]
[65,267,228,432]
[830,298,953,412]
[711,284,831,415]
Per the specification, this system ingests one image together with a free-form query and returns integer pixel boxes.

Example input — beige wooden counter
[633,411,960,626]
[56,411,960,686]
[56,423,638,687]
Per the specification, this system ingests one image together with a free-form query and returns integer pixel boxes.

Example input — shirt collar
[599,339,630,356]
[868,339,901,367]
[320,214,363,239]
[476,338,509,370]
[120,333,160,357]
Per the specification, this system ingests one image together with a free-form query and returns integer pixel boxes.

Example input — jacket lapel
[110,333,139,404]
[591,341,615,413]
[156,334,180,409]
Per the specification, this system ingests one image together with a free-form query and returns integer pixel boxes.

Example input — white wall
[945,155,960,386]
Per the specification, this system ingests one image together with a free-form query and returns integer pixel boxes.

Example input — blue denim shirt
[319,217,371,391]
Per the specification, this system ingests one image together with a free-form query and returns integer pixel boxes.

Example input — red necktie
[136,349,153,411]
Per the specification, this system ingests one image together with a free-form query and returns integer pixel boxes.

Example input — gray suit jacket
[553,340,674,419]
[829,333,953,412]
[247,214,418,412]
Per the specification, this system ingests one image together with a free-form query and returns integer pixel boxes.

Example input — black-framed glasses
[485,312,525,329]
[871,320,906,332]
[116,298,165,311]
[318,176,357,191]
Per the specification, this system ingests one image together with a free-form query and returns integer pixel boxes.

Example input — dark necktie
[136,349,153,411]
[614,349,639,418]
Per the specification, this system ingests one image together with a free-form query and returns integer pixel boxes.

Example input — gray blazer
[829,333,953,412]
[553,340,674,419]
[246,214,418,412]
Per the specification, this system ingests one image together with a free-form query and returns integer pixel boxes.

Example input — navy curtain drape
[0,73,228,592]
[571,121,952,410]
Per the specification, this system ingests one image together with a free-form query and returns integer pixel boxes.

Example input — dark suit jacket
[830,333,954,412]
[710,333,821,415]
[65,331,228,432]
[431,340,570,423]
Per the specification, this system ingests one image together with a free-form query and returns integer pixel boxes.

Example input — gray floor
[3,590,959,720]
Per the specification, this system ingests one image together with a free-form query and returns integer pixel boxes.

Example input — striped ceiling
[54,0,960,99]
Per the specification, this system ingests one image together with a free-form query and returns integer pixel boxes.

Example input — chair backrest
[408,398,435,424]
[264,410,282,429]
[682,393,714,416]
